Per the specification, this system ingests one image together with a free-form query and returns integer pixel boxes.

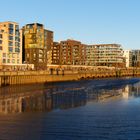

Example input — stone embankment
[0,68,139,87]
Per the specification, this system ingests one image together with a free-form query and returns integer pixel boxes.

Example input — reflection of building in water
[122,82,140,98]
[21,92,52,112]
[129,82,140,97]
[87,88,123,102]
[52,90,87,109]
[0,97,22,114]
[0,91,52,114]
[122,85,129,99]
[0,80,140,114]
[0,88,87,114]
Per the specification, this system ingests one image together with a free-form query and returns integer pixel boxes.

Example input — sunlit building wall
[86,45,98,66]
[60,39,86,65]
[123,50,132,67]
[86,44,124,67]
[22,23,53,70]
[51,42,61,65]
[51,39,86,65]
[0,21,22,66]
[132,50,140,67]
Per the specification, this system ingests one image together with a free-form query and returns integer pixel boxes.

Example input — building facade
[0,21,127,69]
[123,50,132,67]
[22,23,53,70]
[86,45,98,66]
[132,50,140,67]
[60,39,86,65]
[86,44,124,67]
[51,39,86,66]
[51,41,125,67]
[0,21,22,67]
[51,42,61,65]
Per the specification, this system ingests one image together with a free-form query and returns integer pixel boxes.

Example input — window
[9,24,14,29]
[0,40,2,44]
[9,41,13,47]
[37,29,41,33]
[0,46,2,50]
[0,30,4,33]
[15,48,20,52]
[7,59,10,63]
[15,25,19,30]
[9,47,13,52]
[0,34,2,38]
[9,29,13,34]
[15,31,19,36]
[15,37,19,42]
[3,53,6,57]
[7,54,11,58]
[12,59,15,63]
[15,42,19,47]
[2,59,6,63]
[9,36,13,40]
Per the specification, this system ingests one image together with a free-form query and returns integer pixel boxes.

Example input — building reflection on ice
[0,80,140,114]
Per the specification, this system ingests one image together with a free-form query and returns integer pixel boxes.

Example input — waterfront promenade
[0,67,140,87]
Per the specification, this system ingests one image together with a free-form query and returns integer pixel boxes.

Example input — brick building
[51,39,86,66]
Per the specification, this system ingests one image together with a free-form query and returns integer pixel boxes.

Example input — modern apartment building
[123,50,132,67]
[132,50,140,67]
[22,23,53,70]
[52,39,86,65]
[86,44,124,67]
[0,21,22,66]
[51,42,61,65]
[86,45,98,66]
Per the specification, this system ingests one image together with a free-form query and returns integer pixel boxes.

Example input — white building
[86,44,124,67]
[123,50,132,67]
[0,21,22,66]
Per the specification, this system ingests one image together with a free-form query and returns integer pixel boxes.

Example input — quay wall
[0,68,140,87]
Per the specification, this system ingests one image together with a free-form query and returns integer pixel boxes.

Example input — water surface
[0,78,140,140]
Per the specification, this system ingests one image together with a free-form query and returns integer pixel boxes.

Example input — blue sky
[0,0,140,49]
